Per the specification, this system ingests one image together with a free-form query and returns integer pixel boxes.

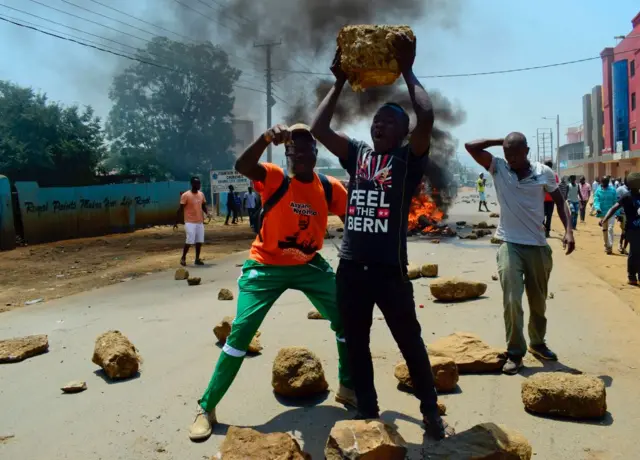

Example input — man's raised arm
[394,36,433,157]
[235,124,291,182]
[464,139,503,171]
[310,48,350,161]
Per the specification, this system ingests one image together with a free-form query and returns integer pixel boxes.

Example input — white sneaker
[188,406,217,442]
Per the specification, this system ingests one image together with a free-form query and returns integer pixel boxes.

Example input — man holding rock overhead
[465,133,575,375]
[311,30,453,439]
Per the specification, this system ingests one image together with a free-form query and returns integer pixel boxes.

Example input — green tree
[106,37,241,181]
[0,81,107,186]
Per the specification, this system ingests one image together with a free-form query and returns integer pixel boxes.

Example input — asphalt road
[1,194,639,460]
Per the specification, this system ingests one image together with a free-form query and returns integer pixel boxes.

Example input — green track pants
[199,253,353,412]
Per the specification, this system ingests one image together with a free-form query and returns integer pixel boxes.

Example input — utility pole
[254,41,281,162]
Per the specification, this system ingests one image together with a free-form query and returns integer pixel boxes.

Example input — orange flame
[408,190,444,233]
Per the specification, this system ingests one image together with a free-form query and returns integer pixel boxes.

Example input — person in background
[566,175,580,229]
[578,177,591,224]
[601,172,640,285]
[235,192,243,222]
[188,123,355,441]
[477,173,491,212]
[175,176,209,266]
[311,35,454,439]
[243,186,260,232]
[594,176,618,255]
[225,185,239,225]
[590,177,600,216]
[465,133,574,375]
[542,160,558,238]
[558,176,569,200]
[616,177,630,254]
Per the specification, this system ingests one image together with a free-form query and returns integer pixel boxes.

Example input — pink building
[566,126,583,144]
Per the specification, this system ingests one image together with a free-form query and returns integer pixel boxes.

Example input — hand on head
[264,124,292,145]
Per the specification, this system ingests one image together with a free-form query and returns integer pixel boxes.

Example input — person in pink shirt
[175,177,209,266]
[578,177,591,223]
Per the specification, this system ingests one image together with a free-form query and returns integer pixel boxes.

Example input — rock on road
[1,196,639,460]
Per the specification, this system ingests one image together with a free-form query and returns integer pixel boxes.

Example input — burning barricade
[407,187,456,237]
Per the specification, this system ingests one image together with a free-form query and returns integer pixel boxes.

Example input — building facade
[563,11,640,180]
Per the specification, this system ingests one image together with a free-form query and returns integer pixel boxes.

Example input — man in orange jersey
[188,123,354,442]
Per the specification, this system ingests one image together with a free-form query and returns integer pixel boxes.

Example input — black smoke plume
[172,0,463,210]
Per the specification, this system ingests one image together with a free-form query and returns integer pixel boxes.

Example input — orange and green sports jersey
[250,163,347,265]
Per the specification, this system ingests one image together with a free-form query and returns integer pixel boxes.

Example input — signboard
[559,161,568,169]
[210,170,250,193]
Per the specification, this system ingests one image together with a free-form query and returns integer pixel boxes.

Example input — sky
[1,0,639,173]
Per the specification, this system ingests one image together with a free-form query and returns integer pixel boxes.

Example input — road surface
[1,196,639,459]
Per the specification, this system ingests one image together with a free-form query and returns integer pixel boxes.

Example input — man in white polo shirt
[465,133,575,375]
[242,186,259,232]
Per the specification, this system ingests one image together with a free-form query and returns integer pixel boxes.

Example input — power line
[0,16,268,95]
[22,0,260,68]
[271,47,640,79]
[86,0,197,43]
[0,12,141,58]
[58,0,158,37]
[171,0,241,37]
[0,3,264,79]
[189,0,245,29]
[23,0,151,43]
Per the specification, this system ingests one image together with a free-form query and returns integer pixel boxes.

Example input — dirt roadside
[0,219,255,313]
[551,213,640,314]
[0,216,346,314]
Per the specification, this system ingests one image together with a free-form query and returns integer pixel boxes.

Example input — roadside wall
[0,175,16,250]
[14,181,189,244]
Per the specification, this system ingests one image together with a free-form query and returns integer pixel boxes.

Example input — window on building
[633,128,638,145]
[633,92,637,111]
[632,60,636,77]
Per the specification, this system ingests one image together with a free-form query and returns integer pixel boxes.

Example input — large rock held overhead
[91,330,140,380]
[325,419,407,460]
[521,373,607,419]
[0,334,49,363]
[428,332,506,373]
[394,356,459,393]
[427,423,532,459]
[218,426,310,460]
[272,346,328,398]
[337,25,415,92]
[430,278,487,302]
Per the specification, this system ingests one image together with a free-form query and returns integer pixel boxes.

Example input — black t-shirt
[619,192,640,232]
[339,139,426,266]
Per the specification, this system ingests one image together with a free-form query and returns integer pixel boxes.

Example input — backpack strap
[256,174,290,240]
[317,173,333,207]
